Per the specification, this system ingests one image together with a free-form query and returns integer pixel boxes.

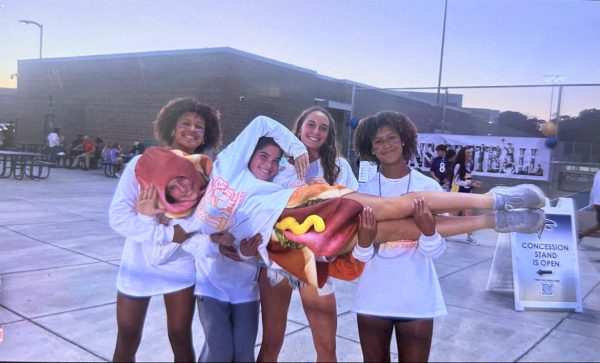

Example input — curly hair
[354,110,418,164]
[153,97,221,153]
[292,106,340,185]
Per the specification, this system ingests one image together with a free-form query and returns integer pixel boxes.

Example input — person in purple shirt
[429,144,451,191]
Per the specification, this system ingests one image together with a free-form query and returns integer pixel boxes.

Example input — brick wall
[16,48,475,160]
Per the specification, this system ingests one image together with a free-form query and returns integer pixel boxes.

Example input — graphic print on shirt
[377,240,419,258]
[196,176,246,230]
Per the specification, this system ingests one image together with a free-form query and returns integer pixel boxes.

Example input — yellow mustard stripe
[275,215,326,235]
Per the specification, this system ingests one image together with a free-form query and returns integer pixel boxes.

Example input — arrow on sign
[537,269,552,276]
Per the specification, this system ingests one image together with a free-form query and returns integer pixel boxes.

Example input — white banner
[411,134,551,181]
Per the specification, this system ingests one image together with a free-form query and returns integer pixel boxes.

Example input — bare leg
[357,314,393,362]
[163,286,196,362]
[113,293,150,362]
[84,153,91,169]
[463,208,476,241]
[257,268,293,362]
[343,191,494,221]
[299,285,337,362]
[394,319,434,362]
[375,214,495,242]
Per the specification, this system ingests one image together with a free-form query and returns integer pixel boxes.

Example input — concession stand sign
[510,198,583,312]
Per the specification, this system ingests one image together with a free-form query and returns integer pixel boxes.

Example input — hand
[357,207,377,247]
[471,180,482,189]
[172,225,193,244]
[210,230,234,247]
[412,198,436,237]
[219,245,243,261]
[294,152,309,181]
[137,185,167,216]
[307,177,328,185]
[240,233,262,257]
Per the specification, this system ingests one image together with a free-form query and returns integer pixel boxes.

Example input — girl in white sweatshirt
[351,110,446,362]
[109,97,220,362]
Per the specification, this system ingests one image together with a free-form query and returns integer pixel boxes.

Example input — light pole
[543,75,565,121]
[18,19,43,59]
[436,0,448,105]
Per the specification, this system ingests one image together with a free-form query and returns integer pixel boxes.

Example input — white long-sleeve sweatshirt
[351,169,447,318]
[179,115,307,302]
[109,156,195,297]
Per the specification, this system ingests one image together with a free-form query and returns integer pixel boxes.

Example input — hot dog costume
[109,149,210,297]
[134,147,212,218]
[182,116,365,288]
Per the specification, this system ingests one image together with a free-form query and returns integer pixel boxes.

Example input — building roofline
[19,47,471,111]
[19,47,318,76]
[0,87,17,95]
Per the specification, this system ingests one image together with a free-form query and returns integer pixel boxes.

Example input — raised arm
[214,115,307,180]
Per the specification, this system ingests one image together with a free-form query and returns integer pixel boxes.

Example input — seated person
[71,136,96,170]
[130,139,145,156]
[102,143,125,175]
[67,135,84,167]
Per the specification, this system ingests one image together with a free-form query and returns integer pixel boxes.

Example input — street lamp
[18,19,43,59]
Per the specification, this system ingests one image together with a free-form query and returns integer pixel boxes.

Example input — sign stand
[487,198,583,312]
[486,232,514,292]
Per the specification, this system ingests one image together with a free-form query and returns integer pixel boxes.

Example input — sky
[1,0,599,119]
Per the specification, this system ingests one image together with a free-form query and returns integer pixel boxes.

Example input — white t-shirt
[181,115,307,302]
[351,169,447,318]
[109,156,196,297]
[182,234,260,303]
[47,132,60,147]
[590,170,600,207]
[452,163,472,189]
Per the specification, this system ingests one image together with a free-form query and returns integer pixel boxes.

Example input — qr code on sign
[541,282,554,297]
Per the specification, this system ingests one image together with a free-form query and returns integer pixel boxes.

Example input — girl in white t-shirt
[351,110,446,362]
[109,97,221,362]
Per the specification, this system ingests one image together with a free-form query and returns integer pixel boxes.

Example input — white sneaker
[494,209,545,234]
[490,184,546,210]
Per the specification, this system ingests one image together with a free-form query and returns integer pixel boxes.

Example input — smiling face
[170,112,206,154]
[165,175,207,203]
[371,125,404,167]
[249,144,283,181]
[298,111,330,154]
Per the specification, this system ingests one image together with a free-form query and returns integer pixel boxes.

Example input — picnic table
[0,150,54,180]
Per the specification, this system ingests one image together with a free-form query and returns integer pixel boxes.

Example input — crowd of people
[107,97,547,362]
[44,128,146,175]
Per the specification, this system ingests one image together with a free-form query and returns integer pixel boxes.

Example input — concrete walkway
[1,167,599,362]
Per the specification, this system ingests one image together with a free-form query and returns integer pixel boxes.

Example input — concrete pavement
[1,167,599,362]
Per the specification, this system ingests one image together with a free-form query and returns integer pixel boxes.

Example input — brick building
[0,88,17,123]
[15,47,475,161]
